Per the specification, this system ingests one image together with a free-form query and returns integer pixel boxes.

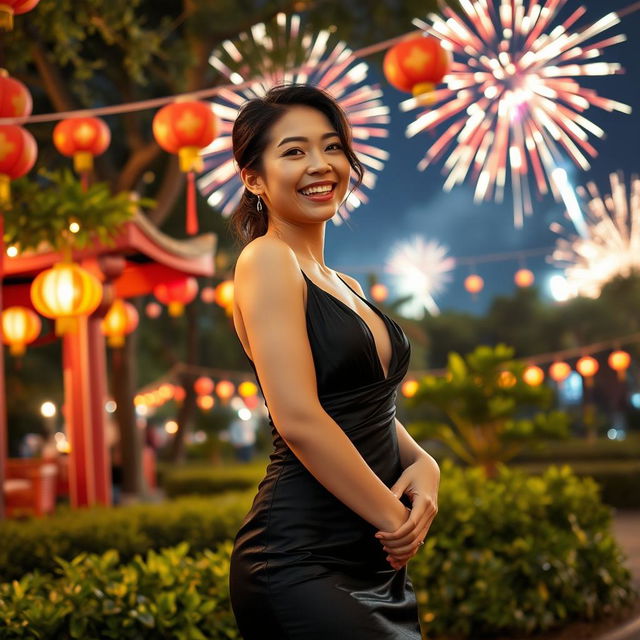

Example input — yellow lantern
[216,379,235,400]
[576,356,599,388]
[238,381,258,397]
[608,350,631,381]
[215,280,234,308]
[1,305,41,355]
[401,379,419,398]
[197,394,215,411]
[101,298,139,347]
[523,365,544,386]
[30,261,103,335]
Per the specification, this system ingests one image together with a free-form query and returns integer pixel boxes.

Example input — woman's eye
[283,148,303,156]
[327,143,343,151]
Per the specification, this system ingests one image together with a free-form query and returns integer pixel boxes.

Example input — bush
[161,459,266,498]
[409,459,637,638]
[0,491,254,581]
[0,541,239,639]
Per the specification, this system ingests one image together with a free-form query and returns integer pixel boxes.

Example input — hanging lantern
[549,361,571,383]
[0,124,37,208]
[153,276,198,317]
[0,0,40,31]
[401,379,419,398]
[238,381,258,397]
[1,305,41,355]
[576,356,599,388]
[194,376,214,396]
[523,365,544,386]
[464,274,484,296]
[197,394,215,411]
[152,101,218,235]
[216,379,235,400]
[201,286,216,303]
[0,69,33,117]
[215,279,234,308]
[173,386,186,403]
[383,34,451,98]
[370,283,388,302]
[514,268,535,288]
[243,394,260,410]
[145,301,162,318]
[30,261,103,335]
[101,298,139,348]
[608,350,631,381]
[53,117,110,185]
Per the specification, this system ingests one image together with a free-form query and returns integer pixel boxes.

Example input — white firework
[550,171,640,298]
[385,235,456,318]
[200,12,390,224]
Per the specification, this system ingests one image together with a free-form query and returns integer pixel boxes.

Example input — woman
[228,84,440,639]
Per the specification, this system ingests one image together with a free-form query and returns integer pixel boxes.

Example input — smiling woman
[226,85,438,640]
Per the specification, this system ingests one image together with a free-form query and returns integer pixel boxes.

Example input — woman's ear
[240,168,264,195]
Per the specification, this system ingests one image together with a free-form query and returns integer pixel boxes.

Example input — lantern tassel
[0,6,14,31]
[186,171,198,235]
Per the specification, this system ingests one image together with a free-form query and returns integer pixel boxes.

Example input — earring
[256,194,263,212]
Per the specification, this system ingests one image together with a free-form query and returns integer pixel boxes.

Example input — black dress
[229,267,422,640]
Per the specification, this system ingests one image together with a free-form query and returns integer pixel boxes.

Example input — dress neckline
[300,268,395,383]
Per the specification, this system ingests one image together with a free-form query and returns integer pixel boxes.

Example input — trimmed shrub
[0,541,239,639]
[0,491,254,581]
[410,459,638,638]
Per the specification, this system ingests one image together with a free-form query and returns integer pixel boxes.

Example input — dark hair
[228,84,365,247]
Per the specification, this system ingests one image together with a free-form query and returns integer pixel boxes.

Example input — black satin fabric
[228,268,422,639]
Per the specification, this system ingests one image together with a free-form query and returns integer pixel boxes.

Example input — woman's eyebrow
[276,132,340,148]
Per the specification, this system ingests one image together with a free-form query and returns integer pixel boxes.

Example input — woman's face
[243,104,352,225]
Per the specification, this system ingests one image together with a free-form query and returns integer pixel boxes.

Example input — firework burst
[405,0,631,228]
[385,235,456,317]
[200,13,390,224]
[549,171,640,298]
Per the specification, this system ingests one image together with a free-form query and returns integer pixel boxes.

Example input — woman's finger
[383,503,436,554]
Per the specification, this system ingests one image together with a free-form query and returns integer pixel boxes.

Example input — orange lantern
[1,305,41,355]
[197,394,215,411]
[576,356,599,388]
[194,376,214,396]
[608,350,631,381]
[549,361,571,383]
[53,117,110,182]
[174,386,186,403]
[101,298,139,348]
[30,261,103,335]
[153,277,198,317]
[383,35,450,97]
[152,101,217,235]
[514,268,535,287]
[370,283,388,302]
[0,124,37,207]
[0,0,40,31]
[464,274,484,296]
[216,379,235,400]
[523,365,544,386]
[145,301,162,318]
[401,379,419,398]
[0,69,33,117]
[238,381,258,397]
[243,394,260,410]
[215,279,234,308]
[497,370,517,388]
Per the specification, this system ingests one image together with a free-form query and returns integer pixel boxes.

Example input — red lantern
[145,301,162,318]
[152,101,218,235]
[464,274,484,296]
[0,124,37,207]
[153,276,198,317]
[514,268,535,288]
[383,35,450,97]
[53,117,110,186]
[523,365,544,386]
[549,361,571,383]
[0,69,33,117]
[576,356,598,388]
[608,350,631,381]
[0,0,40,31]
[194,376,214,396]
[101,298,139,348]
[1,305,41,356]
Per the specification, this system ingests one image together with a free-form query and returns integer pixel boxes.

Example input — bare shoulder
[236,235,298,276]
[336,271,367,299]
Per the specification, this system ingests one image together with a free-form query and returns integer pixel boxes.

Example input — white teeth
[301,184,333,196]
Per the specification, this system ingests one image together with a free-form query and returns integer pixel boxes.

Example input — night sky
[325,0,640,315]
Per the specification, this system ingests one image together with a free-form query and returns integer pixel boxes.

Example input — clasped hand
[375,456,439,571]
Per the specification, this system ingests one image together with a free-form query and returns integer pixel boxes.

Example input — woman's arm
[235,238,408,534]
